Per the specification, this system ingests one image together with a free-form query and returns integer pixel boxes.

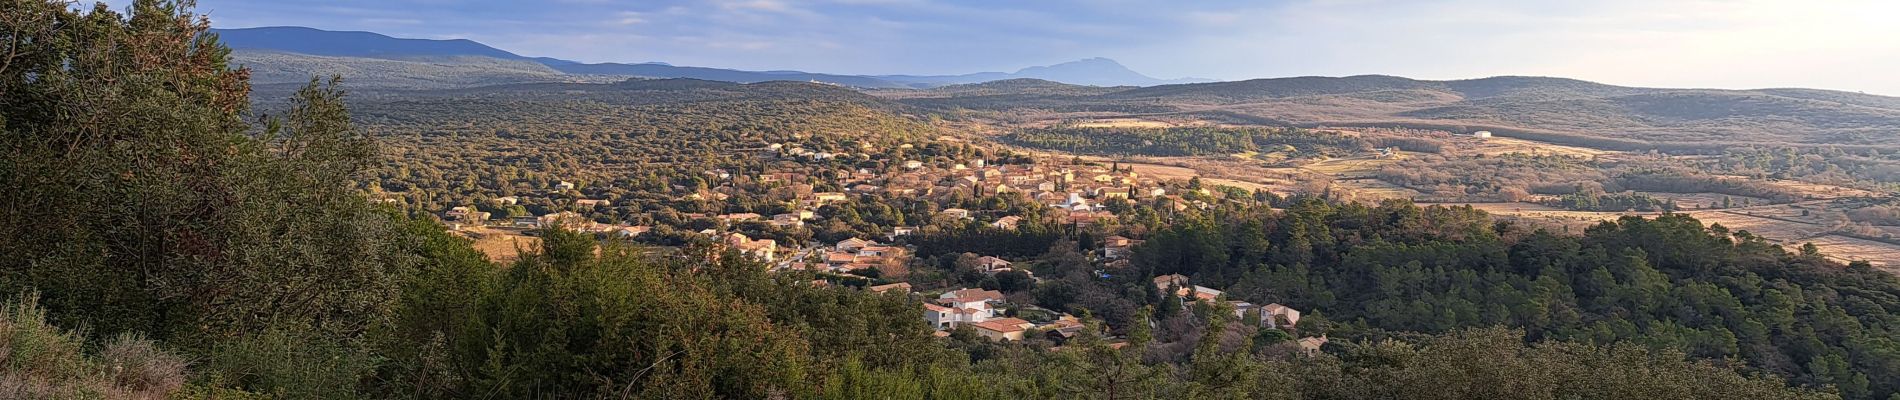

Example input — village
[432,140,1325,349]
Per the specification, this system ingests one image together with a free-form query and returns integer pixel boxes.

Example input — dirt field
[1710,175,1883,199]
[1068,118,1177,129]
[1336,179,1422,201]
[1463,136,1611,158]
[1799,235,1900,273]
[1683,210,1831,242]
[1300,156,1394,176]
[460,227,540,263]
[1421,202,1653,231]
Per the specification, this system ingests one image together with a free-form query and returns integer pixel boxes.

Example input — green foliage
[0,294,190,399]
[1134,198,1900,399]
[0,0,408,346]
[1006,126,1362,157]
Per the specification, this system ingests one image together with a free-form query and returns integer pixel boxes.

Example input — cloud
[612,11,645,25]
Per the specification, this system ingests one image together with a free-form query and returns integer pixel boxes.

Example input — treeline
[1541,191,1676,212]
[1005,126,1362,157]
[1619,169,1808,203]
[1126,199,1900,399]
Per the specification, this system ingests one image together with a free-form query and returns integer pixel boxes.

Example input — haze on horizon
[105,0,1900,95]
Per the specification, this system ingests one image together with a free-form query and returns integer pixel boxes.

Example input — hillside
[213,26,528,59]
[341,79,937,208]
[902,75,1900,150]
[232,51,621,92]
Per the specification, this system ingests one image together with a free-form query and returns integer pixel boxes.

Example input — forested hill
[340,78,939,210]
[895,75,1900,151]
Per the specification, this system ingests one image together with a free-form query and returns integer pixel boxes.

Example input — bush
[0,294,188,399]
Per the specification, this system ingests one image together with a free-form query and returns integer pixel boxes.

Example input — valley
[11,7,1900,398]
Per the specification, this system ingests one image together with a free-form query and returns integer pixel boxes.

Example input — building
[1473,130,1492,138]
[616,226,651,238]
[991,216,1023,230]
[941,208,971,219]
[975,256,1012,272]
[718,213,762,222]
[1298,336,1329,355]
[1104,236,1144,259]
[836,238,873,253]
[1153,274,1189,293]
[867,282,912,294]
[971,318,1035,341]
[1262,303,1302,329]
[924,302,992,329]
[1189,285,1223,302]
[725,233,778,262]
[813,192,848,203]
[939,288,1005,304]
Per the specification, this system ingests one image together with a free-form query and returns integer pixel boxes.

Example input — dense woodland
[1,2,1897,399]
[1007,126,1362,158]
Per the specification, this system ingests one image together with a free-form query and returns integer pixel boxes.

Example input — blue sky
[105,0,1900,94]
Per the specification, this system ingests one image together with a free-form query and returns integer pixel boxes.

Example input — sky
[102,0,1900,94]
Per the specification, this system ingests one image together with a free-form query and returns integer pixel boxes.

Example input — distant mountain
[538,61,912,89]
[211,26,1200,90]
[212,27,529,60]
[895,75,1900,151]
[878,58,1209,88]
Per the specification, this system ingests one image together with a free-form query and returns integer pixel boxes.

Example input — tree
[1,0,403,347]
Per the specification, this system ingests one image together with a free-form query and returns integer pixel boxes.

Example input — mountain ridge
[211,26,1204,89]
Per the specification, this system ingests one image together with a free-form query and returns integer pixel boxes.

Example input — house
[888,226,916,239]
[1262,303,1302,329]
[616,226,651,238]
[1064,210,1111,227]
[1104,235,1143,259]
[836,238,873,253]
[718,213,762,222]
[1473,130,1492,138]
[904,160,925,169]
[970,318,1034,341]
[1153,274,1189,294]
[1060,193,1091,211]
[867,282,912,294]
[975,256,1012,272]
[537,211,591,230]
[556,181,576,190]
[991,216,1023,230]
[941,208,971,219]
[1189,286,1223,302]
[938,288,1005,304]
[769,213,805,227]
[574,199,611,207]
[924,302,992,329]
[825,252,859,268]
[858,245,905,259]
[813,192,848,203]
[1297,336,1329,355]
[446,207,490,224]
[725,233,778,262]
[1039,316,1088,344]
[491,196,520,205]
